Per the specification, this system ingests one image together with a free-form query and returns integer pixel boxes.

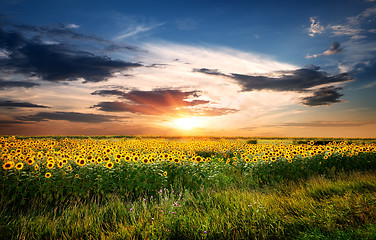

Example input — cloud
[0,26,142,82]
[0,79,39,89]
[92,88,207,106]
[327,7,376,39]
[17,111,120,123]
[12,22,105,42]
[196,66,352,92]
[64,23,80,29]
[300,86,343,106]
[272,120,374,127]
[0,100,50,108]
[308,17,325,37]
[91,89,128,98]
[194,66,352,106]
[114,24,160,40]
[93,101,237,116]
[306,42,343,58]
[192,68,227,76]
[91,88,238,116]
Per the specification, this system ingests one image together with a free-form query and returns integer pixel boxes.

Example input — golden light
[172,117,201,130]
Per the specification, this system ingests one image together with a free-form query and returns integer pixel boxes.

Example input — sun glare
[173,117,200,130]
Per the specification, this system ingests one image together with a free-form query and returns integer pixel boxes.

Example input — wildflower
[106,161,114,169]
[45,172,51,178]
[204,231,207,234]
[46,162,54,169]
[163,171,167,176]
[130,208,133,211]
[75,174,79,178]
[15,162,24,170]
[2,161,14,170]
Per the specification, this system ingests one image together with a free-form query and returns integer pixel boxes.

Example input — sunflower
[46,162,54,169]
[57,161,64,168]
[75,174,79,178]
[26,157,35,165]
[173,158,180,164]
[15,162,24,170]
[77,158,86,166]
[45,172,51,178]
[142,158,149,164]
[2,161,14,170]
[163,171,167,177]
[34,164,39,171]
[67,165,72,171]
[106,161,114,169]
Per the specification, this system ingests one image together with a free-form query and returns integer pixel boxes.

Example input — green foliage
[246,139,258,144]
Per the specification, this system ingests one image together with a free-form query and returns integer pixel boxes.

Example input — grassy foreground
[0,171,375,239]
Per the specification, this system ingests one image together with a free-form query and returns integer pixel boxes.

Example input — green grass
[1,171,376,239]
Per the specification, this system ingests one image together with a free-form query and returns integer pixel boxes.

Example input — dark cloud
[231,66,352,92]
[306,42,343,58]
[0,100,50,108]
[13,23,107,42]
[17,111,120,123]
[91,88,236,116]
[92,89,208,107]
[0,79,39,89]
[301,86,343,106]
[195,66,352,92]
[194,66,352,106]
[0,119,28,125]
[193,68,226,76]
[92,101,168,115]
[91,89,128,98]
[105,44,138,52]
[0,23,142,83]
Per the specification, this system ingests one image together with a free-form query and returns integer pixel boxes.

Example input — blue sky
[0,0,375,137]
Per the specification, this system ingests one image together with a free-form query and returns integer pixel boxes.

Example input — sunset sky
[1,0,376,137]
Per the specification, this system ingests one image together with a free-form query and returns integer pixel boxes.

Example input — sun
[173,117,200,130]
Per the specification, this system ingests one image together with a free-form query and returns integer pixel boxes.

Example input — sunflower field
[1,136,376,239]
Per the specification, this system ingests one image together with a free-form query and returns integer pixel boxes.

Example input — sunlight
[172,117,201,130]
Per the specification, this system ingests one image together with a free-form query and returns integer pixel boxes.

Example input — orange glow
[172,117,201,130]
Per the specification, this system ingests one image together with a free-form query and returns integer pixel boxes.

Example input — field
[1,136,376,239]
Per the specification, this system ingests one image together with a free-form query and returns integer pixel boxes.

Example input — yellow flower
[15,162,24,170]
[163,171,167,176]
[2,161,14,170]
[75,174,79,178]
[46,161,54,169]
[106,161,114,169]
[45,172,51,178]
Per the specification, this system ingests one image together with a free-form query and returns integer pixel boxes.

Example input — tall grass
[1,171,376,239]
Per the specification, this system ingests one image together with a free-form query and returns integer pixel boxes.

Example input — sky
[0,0,376,137]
